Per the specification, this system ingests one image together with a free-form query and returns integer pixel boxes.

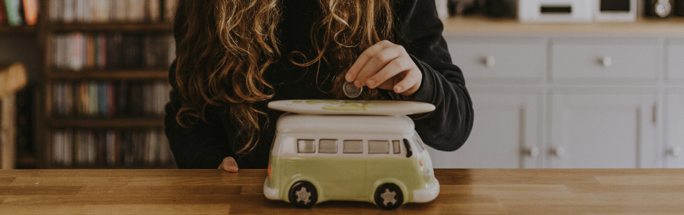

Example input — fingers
[366,57,411,89]
[346,40,422,98]
[219,156,239,173]
[345,40,394,85]
[393,68,422,96]
[354,45,404,88]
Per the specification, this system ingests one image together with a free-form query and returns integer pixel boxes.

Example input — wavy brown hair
[174,0,394,154]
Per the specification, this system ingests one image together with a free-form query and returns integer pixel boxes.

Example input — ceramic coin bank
[264,100,440,209]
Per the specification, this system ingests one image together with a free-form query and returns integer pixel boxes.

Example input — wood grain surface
[1,169,684,214]
[442,16,684,36]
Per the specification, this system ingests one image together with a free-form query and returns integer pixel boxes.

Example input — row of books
[52,129,175,167]
[52,80,171,117]
[49,0,178,24]
[52,32,176,71]
[0,0,38,26]
[52,33,175,71]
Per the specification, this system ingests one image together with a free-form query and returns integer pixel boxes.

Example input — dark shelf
[0,26,37,34]
[49,69,169,80]
[48,23,173,32]
[49,117,165,128]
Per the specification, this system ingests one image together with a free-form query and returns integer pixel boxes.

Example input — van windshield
[413,133,425,152]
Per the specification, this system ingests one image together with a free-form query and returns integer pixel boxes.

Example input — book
[128,0,145,23]
[0,0,7,26]
[147,0,161,23]
[63,0,74,23]
[105,130,117,166]
[69,32,85,71]
[98,82,107,116]
[22,0,37,25]
[92,0,109,23]
[4,0,23,26]
[88,81,98,116]
[49,0,62,23]
[97,34,107,69]
[113,0,128,23]
[163,0,177,23]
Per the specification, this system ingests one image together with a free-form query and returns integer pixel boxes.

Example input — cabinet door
[549,92,657,168]
[428,91,541,168]
[665,90,684,168]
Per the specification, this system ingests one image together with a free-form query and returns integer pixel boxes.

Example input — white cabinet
[446,37,546,82]
[667,39,684,81]
[664,89,684,168]
[548,91,658,168]
[428,89,541,168]
[551,38,661,82]
[436,34,678,168]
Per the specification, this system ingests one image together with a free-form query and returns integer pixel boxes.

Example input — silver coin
[343,81,363,98]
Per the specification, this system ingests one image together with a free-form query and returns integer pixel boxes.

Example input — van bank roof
[276,114,415,135]
[268,100,435,116]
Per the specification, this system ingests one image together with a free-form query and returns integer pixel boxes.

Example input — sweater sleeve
[164,0,232,169]
[394,0,474,151]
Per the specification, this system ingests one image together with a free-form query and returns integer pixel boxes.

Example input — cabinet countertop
[442,16,684,36]
[1,169,684,214]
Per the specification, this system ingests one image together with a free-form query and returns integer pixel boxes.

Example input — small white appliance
[518,0,593,23]
[595,0,637,22]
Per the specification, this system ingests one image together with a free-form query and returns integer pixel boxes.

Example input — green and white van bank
[264,100,440,209]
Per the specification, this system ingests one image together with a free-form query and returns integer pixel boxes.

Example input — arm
[396,0,474,151]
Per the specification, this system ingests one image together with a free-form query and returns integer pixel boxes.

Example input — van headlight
[424,167,434,182]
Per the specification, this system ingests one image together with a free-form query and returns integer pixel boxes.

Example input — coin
[343,81,363,98]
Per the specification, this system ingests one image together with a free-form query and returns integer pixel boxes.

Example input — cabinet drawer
[667,40,684,80]
[551,39,660,81]
[446,37,546,80]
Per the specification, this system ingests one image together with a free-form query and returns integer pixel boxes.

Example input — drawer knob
[551,146,565,157]
[525,146,540,158]
[483,56,496,68]
[600,57,612,68]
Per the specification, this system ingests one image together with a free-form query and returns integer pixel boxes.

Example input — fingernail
[228,166,238,173]
[395,86,403,92]
[367,79,375,87]
[346,73,353,81]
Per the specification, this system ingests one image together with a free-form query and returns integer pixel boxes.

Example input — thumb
[219,156,239,173]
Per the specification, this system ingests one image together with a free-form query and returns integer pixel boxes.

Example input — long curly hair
[173,0,394,154]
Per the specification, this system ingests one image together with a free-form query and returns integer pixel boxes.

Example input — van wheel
[288,181,318,208]
[374,183,403,209]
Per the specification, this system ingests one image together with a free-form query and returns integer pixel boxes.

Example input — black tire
[288,181,318,208]
[374,183,404,209]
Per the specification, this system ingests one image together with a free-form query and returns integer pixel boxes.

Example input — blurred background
[1,0,683,169]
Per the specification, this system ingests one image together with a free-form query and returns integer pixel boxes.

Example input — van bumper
[263,178,280,200]
[412,179,440,203]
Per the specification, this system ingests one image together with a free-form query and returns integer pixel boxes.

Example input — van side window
[319,139,338,154]
[368,140,389,154]
[392,140,401,154]
[343,140,363,154]
[297,139,316,153]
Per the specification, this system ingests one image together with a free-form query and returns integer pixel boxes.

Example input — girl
[165,0,474,172]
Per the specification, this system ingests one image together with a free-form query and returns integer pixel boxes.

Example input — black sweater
[165,0,474,169]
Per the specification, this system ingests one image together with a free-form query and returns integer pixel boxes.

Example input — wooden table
[1,169,684,214]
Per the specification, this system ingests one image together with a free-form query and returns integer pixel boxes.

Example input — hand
[345,40,422,98]
[218,156,239,173]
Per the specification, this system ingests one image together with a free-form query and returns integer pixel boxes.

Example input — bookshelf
[37,0,178,169]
